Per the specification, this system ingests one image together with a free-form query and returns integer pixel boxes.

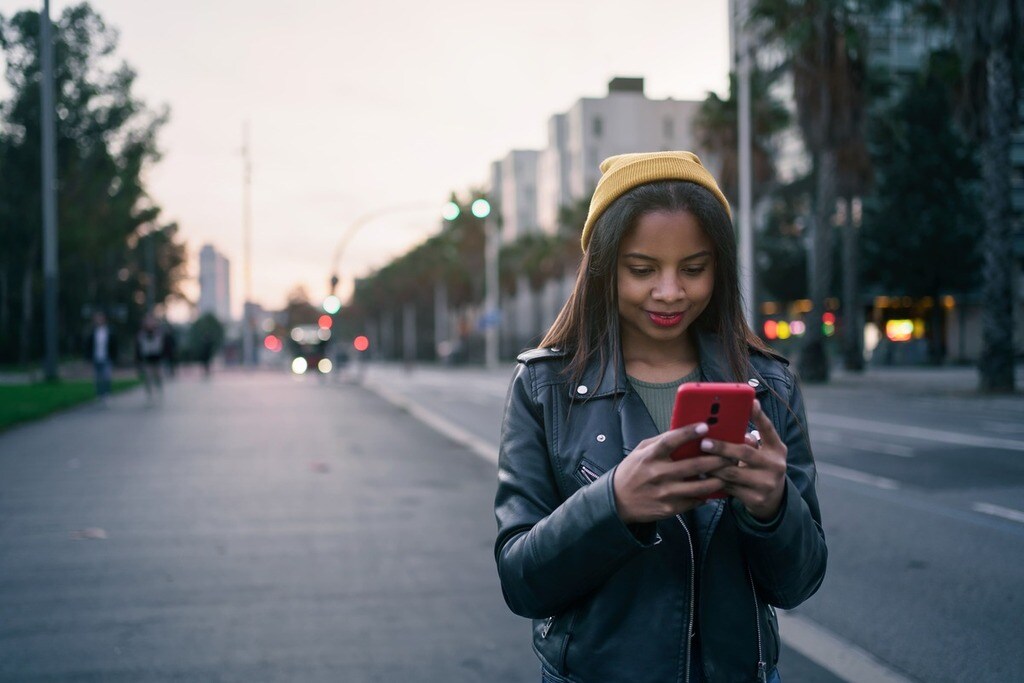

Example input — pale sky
[3,0,731,316]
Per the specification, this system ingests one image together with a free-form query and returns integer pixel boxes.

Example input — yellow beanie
[580,151,732,251]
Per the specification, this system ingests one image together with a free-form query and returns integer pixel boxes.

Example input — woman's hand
[700,399,787,521]
[613,423,735,524]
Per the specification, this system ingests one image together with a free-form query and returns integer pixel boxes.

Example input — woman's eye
[628,267,653,276]
[682,267,706,276]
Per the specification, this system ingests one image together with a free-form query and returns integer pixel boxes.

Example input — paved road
[356,361,1024,683]
[0,371,535,682]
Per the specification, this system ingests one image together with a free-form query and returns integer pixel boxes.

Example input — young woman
[494,152,827,683]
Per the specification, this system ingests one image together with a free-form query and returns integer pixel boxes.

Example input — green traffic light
[471,198,491,219]
[442,201,460,221]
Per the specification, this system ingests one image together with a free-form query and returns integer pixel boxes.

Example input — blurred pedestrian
[197,331,215,379]
[494,152,827,682]
[84,311,117,405]
[162,321,178,379]
[136,314,166,402]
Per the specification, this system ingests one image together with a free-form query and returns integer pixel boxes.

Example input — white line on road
[811,414,1024,452]
[814,431,915,458]
[971,502,1024,525]
[817,463,901,490]
[364,381,917,683]
[777,611,916,683]
[364,382,499,465]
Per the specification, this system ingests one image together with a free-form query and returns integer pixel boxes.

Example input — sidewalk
[0,372,535,682]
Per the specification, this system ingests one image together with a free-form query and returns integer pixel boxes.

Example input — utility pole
[736,0,755,329]
[40,0,59,381]
[241,122,254,366]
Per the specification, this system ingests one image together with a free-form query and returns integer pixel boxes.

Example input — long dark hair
[540,180,772,384]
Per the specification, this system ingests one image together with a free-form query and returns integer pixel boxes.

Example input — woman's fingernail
[753,399,761,411]
[695,423,709,435]
[701,439,713,451]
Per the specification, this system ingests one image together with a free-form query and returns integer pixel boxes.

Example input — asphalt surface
[0,371,535,682]
[2,362,1021,682]
[355,361,1024,683]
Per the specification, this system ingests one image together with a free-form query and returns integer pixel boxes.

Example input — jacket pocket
[573,458,605,487]
[539,608,579,676]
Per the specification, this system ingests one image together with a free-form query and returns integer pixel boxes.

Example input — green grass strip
[0,379,139,432]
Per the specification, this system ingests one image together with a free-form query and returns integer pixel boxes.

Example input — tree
[860,58,982,363]
[943,0,1022,392]
[751,0,876,381]
[693,68,791,206]
[757,175,812,304]
[0,3,183,364]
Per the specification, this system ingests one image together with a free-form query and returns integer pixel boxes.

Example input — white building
[492,150,540,241]
[198,244,231,323]
[491,77,704,243]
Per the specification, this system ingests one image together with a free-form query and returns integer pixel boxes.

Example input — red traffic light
[318,314,333,329]
[353,335,369,352]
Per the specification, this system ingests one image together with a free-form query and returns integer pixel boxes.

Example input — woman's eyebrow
[621,250,712,261]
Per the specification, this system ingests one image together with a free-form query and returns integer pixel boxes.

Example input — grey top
[628,366,701,432]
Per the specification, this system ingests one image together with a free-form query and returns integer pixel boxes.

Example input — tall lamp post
[328,203,439,300]
[40,0,59,381]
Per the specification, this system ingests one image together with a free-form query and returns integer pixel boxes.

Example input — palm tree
[694,69,791,207]
[751,0,871,382]
[943,0,1022,393]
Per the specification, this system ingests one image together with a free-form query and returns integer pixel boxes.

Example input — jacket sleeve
[494,363,655,619]
[732,370,828,609]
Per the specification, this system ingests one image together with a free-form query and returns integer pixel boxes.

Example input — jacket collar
[568,328,738,401]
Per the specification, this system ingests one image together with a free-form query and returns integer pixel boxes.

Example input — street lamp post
[40,0,59,381]
[326,202,440,363]
[328,203,439,300]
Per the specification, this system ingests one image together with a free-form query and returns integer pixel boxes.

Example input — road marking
[815,431,915,458]
[811,414,1024,452]
[369,381,924,683]
[817,463,900,490]
[363,382,498,464]
[972,502,1024,525]
[777,611,916,683]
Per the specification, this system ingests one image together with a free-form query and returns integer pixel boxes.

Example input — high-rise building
[198,244,231,323]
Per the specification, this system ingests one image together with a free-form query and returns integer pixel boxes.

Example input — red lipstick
[647,311,684,328]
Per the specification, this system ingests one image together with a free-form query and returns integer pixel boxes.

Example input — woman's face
[616,210,715,354]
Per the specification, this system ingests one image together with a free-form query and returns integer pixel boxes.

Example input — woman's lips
[646,311,684,327]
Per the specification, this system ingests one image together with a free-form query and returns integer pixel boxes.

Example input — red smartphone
[669,382,755,498]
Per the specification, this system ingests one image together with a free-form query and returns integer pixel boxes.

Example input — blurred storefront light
[291,357,308,374]
[886,319,915,342]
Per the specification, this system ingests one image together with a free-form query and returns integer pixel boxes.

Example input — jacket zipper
[541,615,555,638]
[747,566,767,683]
[579,463,600,483]
[676,515,696,683]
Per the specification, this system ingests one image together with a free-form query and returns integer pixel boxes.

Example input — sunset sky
[1,0,731,317]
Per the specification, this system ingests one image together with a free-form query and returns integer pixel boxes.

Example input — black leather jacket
[494,332,827,682]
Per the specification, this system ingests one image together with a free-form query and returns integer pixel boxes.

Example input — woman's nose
[652,274,684,301]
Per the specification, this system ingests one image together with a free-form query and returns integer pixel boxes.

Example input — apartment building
[490,77,704,243]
